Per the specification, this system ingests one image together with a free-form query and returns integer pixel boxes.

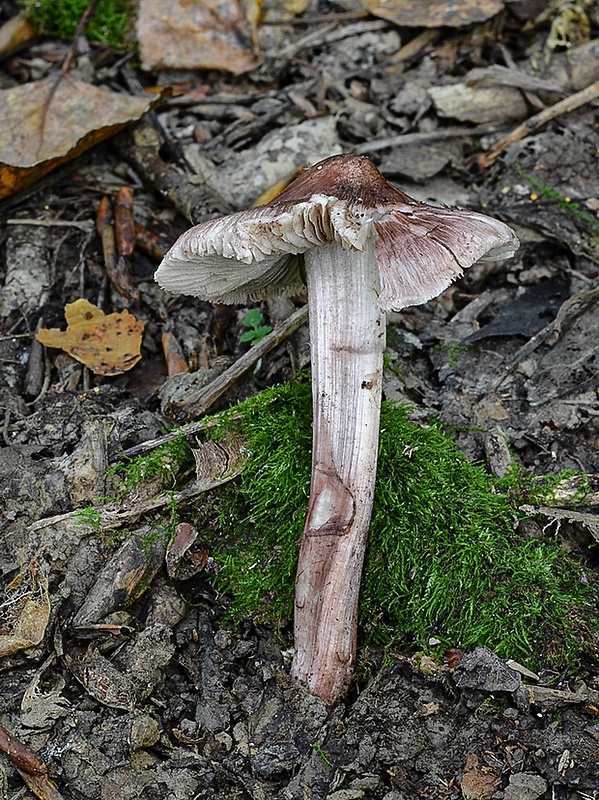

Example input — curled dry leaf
[0,560,50,658]
[66,647,138,711]
[166,522,209,581]
[36,299,144,376]
[21,670,71,729]
[0,76,165,200]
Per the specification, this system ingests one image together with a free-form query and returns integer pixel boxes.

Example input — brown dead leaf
[136,0,259,74]
[460,753,501,800]
[359,0,504,27]
[166,522,209,581]
[0,561,50,658]
[0,76,165,199]
[36,299,144,376]
[66,647,138,711]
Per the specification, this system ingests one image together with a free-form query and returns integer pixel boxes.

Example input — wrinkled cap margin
[154,193,371,305]
[155,154,519,311]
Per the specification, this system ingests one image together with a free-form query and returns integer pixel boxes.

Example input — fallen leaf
[166,522,209,581]
[0,561,50,658]
[21,671,71,729]
[137,0,259,74]
[359,0,504,28]
[460,753,501,800]
[36,299,144,376]
[66,647,138,710]
[0,76,165,199]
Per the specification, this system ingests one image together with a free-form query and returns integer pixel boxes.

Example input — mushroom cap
[155,154,518,312]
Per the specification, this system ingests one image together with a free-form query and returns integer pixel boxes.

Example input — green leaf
[243,309,264,329]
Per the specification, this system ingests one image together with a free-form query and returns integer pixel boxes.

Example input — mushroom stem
[291,239,385,706]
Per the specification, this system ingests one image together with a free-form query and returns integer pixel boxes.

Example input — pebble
[503,772,547,800]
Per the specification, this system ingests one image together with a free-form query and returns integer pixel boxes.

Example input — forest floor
[1,1,599,798]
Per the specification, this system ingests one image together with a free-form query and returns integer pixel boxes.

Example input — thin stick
[165,304,308,423]
[488,279,599,391]
[61,0,99,74]
[267,20,387,60]
[478,80,599,168]
[261,9,368,25]
[0,725,48,776]
[5,219,94,230]
[355,123,502,155]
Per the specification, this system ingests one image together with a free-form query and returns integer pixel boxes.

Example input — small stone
[503,772,547,800]
[129,714,160,749]
[453,647,521,692]
[252,742,301,779]
[350,775,380,791]
[326,790,364,800]
[214,731,233,751]
[233,722,250,756]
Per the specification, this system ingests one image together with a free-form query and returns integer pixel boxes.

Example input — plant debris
[36,299,144,375]
[1,0,598,795]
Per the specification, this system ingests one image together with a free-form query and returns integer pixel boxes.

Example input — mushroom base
[291,241,385,706]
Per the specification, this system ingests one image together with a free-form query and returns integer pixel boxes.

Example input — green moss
[23,0,133,49]
[73,436,190,549]
[204,379,597,668]
[107,432,194,497]
[74,504,102,532]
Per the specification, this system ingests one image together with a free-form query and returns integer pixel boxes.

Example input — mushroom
[155,154,519,706]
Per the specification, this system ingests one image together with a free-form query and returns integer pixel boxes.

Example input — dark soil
[1,2,599,799]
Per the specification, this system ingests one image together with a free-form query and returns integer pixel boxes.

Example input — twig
[261,9,368,25]
[520,505,599,543]
[0,725,48,776]
[28,485,214,532]
[354,123,503,154]
[123,415,237,459]
[478,80,599,168]
[266,20,388,60]
[380,28,439,69]
[488,279,599,391]
[60,0,99,75]
[168,304,309,423]
[19,770,66,800]
[5,219,95,230]
[107,305,307,460]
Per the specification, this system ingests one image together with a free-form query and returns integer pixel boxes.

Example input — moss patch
[204,379,597,668]
[24,0,133,48]
[107,431,194,498]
